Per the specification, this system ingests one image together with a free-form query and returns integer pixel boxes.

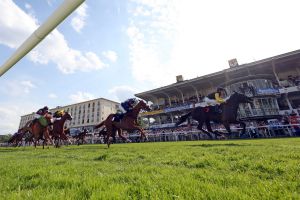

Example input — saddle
[203,105,222,114]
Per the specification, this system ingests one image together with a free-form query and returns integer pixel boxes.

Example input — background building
[19,98,119,132]
[135,49,300,129]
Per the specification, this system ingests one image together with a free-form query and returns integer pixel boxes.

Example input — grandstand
[135,49,300,129]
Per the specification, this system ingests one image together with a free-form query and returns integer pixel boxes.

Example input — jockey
[120,98,138,113]
[33,106,51,127]
[204,87,227,113]
[114,98,138,122]
[34,106,49,119]
[53,109,65,121]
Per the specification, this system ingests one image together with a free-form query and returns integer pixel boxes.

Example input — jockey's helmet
[217,87,226,93]
[43,106,49,110]
[129,98,137,105]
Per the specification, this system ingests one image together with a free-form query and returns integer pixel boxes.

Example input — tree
[0,134,12,143]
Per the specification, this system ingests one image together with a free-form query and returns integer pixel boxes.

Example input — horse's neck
[130,105,141,118]
[54,117,66,128]
[224,96,240,113]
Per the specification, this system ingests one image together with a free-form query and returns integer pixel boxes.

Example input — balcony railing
[238,108,279,119]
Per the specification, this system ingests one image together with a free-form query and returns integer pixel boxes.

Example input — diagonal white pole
[0,0,85,77]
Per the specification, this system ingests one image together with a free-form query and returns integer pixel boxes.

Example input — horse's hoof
[126,139,132,143]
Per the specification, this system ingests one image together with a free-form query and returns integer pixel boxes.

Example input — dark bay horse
[95,100,151,148]
[176,92,252,138]
[7,129,24,147]
[51,112,72,148]
[72,129,88,145]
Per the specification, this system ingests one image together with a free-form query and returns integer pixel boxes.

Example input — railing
[2,124,299,147]
[238,108,279,119]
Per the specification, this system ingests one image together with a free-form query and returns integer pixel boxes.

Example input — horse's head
[231,92,253,104]
[137,100,151,112]
[63,111,73,121]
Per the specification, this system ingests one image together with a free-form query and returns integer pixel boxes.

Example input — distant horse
[176,92,253,138]
[72,129,88,145]
[95,100,151,148]
[29,114,53,148]
[95,128,117,144]
[7,129,24,147]
[51,112,72,148]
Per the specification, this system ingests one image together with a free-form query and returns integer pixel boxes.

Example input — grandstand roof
[135,49,300,101]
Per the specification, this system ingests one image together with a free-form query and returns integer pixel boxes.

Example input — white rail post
[0,0,85,77]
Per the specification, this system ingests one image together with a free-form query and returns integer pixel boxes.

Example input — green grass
[0,138,300,200]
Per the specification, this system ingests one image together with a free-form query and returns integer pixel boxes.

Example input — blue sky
[1,0,300,134]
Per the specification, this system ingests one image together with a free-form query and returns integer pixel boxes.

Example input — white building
[19,98,119,132]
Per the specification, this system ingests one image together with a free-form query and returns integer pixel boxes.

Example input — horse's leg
[44,129,53,146]
[106,127,113,148]
[133,126,146,141]
[117,129,129,142]
[223,122,232,138]
[197,120,213,139]
[205,120,219,139]
[237,120,246,136]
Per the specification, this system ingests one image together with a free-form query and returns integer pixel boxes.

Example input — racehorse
[95,100,151,148]
[7,129,24,147]
[72,129,88,145]
[176,92,253,138]
[29,114,53,148]
[51,112,72,148]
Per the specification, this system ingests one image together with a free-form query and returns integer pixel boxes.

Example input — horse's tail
[175,112,192,127]
[94,121,105,129]
[94,114,115,129]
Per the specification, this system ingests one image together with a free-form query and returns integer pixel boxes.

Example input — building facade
[135,50,300,128]
[19,98,119,132]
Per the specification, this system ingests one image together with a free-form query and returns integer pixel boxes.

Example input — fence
[2,124,299,147]
[88,124,300,144]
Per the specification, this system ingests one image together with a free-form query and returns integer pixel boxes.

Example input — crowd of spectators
[279,75,300,88]
[144,111,300,139]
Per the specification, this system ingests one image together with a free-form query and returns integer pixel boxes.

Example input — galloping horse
[51,112,72,148]
[72,129,88,145]
[95,100,151,148]
[7,129,24,147]
[29,114,53,148]
[176,92,253,138]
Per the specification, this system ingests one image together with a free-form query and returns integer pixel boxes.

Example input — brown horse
[95,100,151,148]
[29,114,53,148]
[51,112,72,148]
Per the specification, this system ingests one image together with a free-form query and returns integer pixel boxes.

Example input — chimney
[176,75,184,83]
[228,58,239,68]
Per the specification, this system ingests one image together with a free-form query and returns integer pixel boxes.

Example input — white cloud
[47,0,55,7]
[25,3,31,10]
[69,91,95,103]
[71,2,88,33]
[127,0,300,86]
[0,80,36,96]
[0,102,41,135]
[0,0,106,74]
[108,85,138,102]
[48,93,57,99]
[102,50,118,62]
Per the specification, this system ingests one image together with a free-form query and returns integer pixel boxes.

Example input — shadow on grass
[187,143,249,148]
